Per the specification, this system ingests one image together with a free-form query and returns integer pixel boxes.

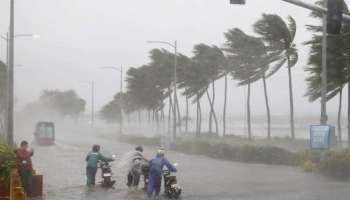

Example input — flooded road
[30,130,350,200]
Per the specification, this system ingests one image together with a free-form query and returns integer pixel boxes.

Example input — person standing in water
[127,146,148,190]
[15,141,34,196]
[85,144,114,187]
[147,148,177,199]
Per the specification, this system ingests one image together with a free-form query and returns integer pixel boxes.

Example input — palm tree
[176,54,192,133]
[304,2,350,144]
[224,28,269,140]
[254,14,298,139]
[191,44,224,135]
[0,61,7,135]
[178,59,206,136]
[223,73,228,136]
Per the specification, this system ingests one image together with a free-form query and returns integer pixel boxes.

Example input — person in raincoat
[15,141,34,196]
[85,144,114,187]
[147,148,176,198]
[126,146,148,190]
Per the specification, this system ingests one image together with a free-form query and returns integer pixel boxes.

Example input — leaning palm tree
[224,28,269,140]
[178,59,208,137]
[254,14,299,139]
[304,2,350,143]
[192,44,224,135]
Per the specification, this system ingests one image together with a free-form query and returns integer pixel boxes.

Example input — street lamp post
[1,32,38,145]
[8,0,15,145]
[147,40,178,141]
[101,66,124,135]
[81,80,95,128]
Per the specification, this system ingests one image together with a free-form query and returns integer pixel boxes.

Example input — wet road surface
[28,130,350,200]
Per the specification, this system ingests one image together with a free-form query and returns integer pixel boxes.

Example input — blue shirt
[149,155,177,175]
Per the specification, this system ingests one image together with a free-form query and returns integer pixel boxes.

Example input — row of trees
[0,61,7,135]
[22,89,86,120]
[101,14,300,140]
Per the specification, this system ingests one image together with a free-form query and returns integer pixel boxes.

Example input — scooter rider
[127,146,148,190]
[85,144,114,187]
[147,148,177,198]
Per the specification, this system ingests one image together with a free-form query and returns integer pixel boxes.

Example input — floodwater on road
[27,129,350,200]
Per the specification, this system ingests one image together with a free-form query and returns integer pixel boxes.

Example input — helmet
[92,144,100,152]
[157,147,165,156]
[135,146,143,152]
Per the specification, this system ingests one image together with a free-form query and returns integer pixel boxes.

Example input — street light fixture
[100,66,124,135]
[80,80,95,128]
[147,40,178,141]
[1,33,39,64]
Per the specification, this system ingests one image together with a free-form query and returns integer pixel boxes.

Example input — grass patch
[118,134,350,180]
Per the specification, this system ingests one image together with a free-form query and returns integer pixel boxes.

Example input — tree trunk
[196,96,199,136]
[206,87,219,135]
[208,88,213,134]
[185,95,189,134]
[195,94,202,136]
[262,73,271,140]
[223,74,228,137]
[287,55,295,139]
[175,94,182,132]
[168,89,174,134]
[247,81,252,140]
[198,97,202,135]
[337,87,343,143]
[155,110,160,133]
[148,110,151,125]
[212,81,219,135]
[161,107,165,132]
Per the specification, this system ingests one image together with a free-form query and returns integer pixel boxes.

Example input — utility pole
[8,0,15,145]
[80,80,95,128]
[320,0,328,125]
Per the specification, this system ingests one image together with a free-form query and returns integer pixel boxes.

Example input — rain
[1,0,350,200]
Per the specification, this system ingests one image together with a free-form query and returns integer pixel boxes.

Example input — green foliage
[298,149,322,164]
[254,14,299,78]
[100,92,132,123]
[320,150,350,179]
[237,145,298,165]
[303,160,318,172]
[223,28,268,85]
[126,48,187,112]
[0,61,7,113]
[40,89,86,117]
[299,149,350,179]
[179,44,225,100]
[120,135,298,166]
[304,1,350,101]
[0,141,16,184]
[119,135,350,179]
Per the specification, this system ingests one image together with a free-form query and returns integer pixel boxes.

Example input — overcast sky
[0,0,346,119]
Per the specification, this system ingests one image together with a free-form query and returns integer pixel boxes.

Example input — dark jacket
[86,152,113,168]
